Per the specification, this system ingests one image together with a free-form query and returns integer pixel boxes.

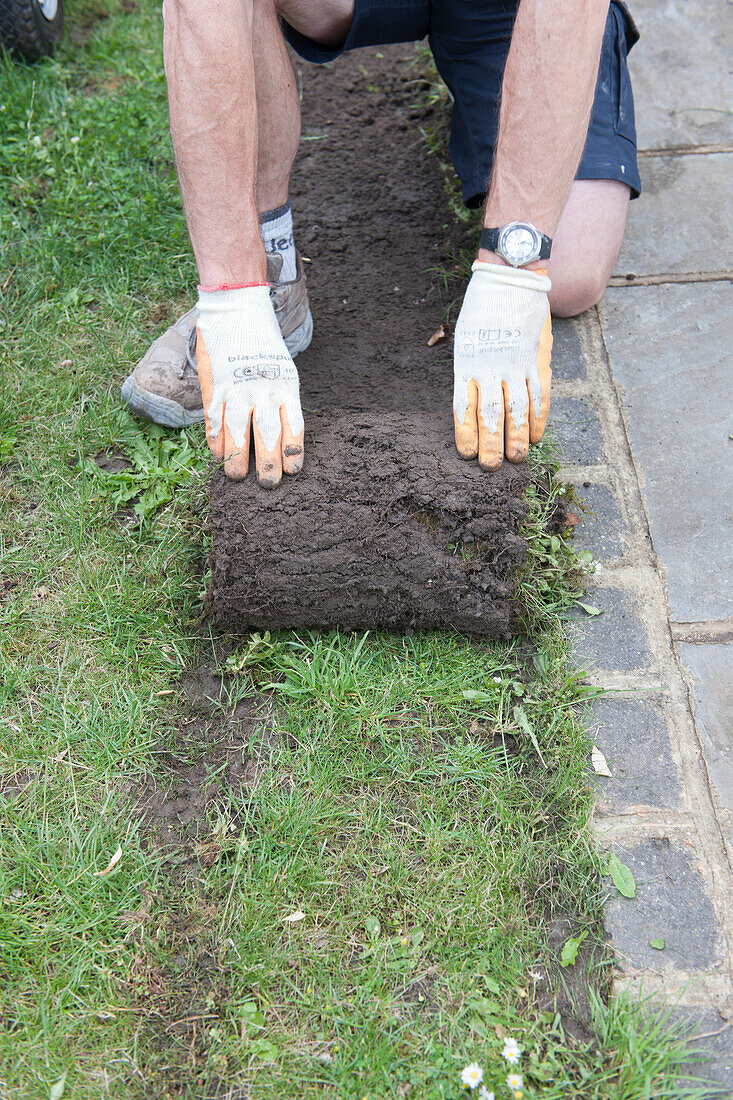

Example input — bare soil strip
[208,48,551,637]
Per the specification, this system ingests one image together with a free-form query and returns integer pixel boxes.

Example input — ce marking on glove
[478,328,522,343]
[232,364,281,382]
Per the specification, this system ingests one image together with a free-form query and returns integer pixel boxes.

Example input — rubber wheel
[0,0,64,60]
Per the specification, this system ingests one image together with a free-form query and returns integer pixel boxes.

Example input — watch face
[500,223,539,265]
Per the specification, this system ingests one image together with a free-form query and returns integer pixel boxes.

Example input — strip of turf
[0,3,720,1097]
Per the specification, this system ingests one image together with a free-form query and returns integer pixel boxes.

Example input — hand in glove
[453,261,553,470]
[195,284,304,487]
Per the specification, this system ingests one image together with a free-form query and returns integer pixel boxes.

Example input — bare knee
[548,179,630,317]
[549,266,609,318]
[275,0,354,46]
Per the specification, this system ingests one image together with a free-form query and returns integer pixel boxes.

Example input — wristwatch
[480,222,552,267]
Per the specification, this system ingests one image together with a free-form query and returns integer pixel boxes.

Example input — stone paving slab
[615,153,733,276]
[678,643,733,843]
[574,483,629,563]
[570,586,652,672]
[589,697,683,812]
[672,1008,733,1097]
[602,282,733,623]
[605,838,723,974]
[547,397,605,466]
[627,0,733,149]
[551,317,588,381]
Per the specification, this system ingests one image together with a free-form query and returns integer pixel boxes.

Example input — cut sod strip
[0,4,719,1098]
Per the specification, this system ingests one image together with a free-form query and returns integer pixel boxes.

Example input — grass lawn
[0,2,719,1097]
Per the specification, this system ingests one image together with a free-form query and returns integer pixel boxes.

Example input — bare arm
[481,0,610,252]
[455,0,610,471]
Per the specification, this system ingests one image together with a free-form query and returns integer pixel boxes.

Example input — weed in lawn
[85,421,207,524]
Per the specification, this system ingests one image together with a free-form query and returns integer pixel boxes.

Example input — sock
[259,202,296,283]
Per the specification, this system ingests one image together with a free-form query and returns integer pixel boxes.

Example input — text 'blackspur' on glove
[195,284,304,487]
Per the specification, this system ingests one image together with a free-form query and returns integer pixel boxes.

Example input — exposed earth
[208,47,557,638]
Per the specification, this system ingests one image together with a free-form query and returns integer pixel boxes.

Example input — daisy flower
[478,1088,495,1100]
[506,1072,524,1091]
[502,1037,522,1065]
[461,1063,484,1089]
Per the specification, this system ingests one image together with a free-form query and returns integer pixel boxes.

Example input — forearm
[164,0,266,286]
[482,0,609,249]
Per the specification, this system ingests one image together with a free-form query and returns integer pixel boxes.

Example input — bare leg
[549,179,630,316]
[252,0,302,214]
[164,0,352,288]
[255,0,354,210]
[164,0,266,286]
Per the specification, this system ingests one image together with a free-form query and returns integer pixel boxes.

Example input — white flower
[461,1063,484,1089]
[502,1037,522,1065]
[70,135,80,145]
[32,135,42,148]
[529,970,544,982]
[478,1088,495,1100]
[506,1073,524,1091]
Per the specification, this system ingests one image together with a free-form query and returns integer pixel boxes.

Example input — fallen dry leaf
[283,909,305,923]
[564,512,582,529]
[94,845,122,877]
[427,322,450,347]
[592,746,612,777]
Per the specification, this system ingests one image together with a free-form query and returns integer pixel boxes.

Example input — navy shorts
[284,0,641,206]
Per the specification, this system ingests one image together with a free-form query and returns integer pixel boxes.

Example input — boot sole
[120,308,314,429]
[283,306,313,357]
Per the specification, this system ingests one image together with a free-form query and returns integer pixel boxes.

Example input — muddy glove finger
[222,403,253,481]
[476,379,505,472]
[453,377,480,460]
[503,378,530,464]
[280,404,305,476]
[252,400,285,488]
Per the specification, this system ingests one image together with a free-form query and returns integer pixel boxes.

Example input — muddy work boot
[120,253,313,428]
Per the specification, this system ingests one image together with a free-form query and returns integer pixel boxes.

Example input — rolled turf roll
[207,411,536,638]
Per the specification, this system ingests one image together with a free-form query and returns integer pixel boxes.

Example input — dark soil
[208,47,544,638]
[133,666,276,873]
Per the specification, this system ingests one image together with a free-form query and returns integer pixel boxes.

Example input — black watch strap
[479,226,552,262]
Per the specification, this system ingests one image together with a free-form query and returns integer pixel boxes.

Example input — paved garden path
[554,0,733,1087]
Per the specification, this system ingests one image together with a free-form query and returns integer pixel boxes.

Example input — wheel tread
[0,0,64,60]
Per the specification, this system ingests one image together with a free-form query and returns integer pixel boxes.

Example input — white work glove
[195,285,304,486]
[453,261,553,470]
